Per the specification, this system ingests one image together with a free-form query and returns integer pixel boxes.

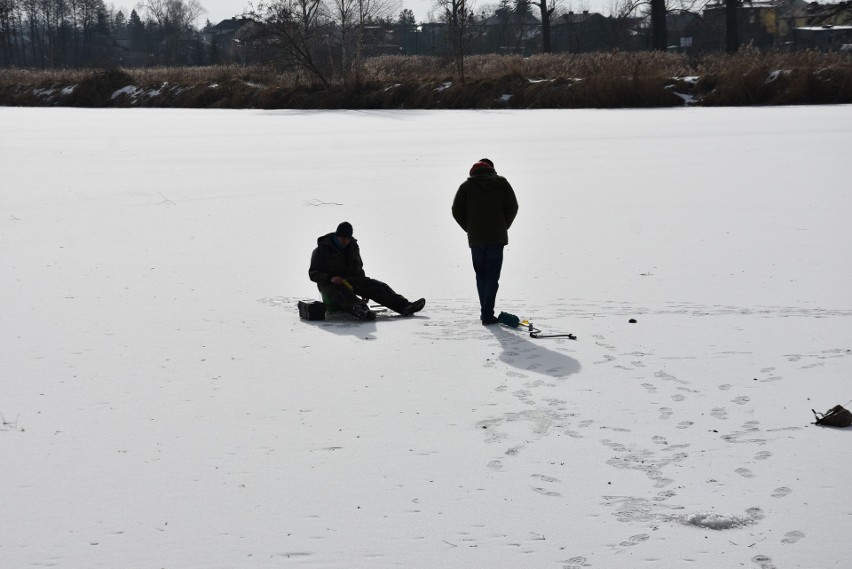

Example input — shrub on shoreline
[1,51,850,108]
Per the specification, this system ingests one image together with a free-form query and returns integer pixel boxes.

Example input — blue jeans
[470,244,504,320]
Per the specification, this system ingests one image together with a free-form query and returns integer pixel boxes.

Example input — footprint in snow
[505,445,524,456]
[781,530,805,544]
[530,486,562,497]
[751,554,777,569]
[711,407,728,419]
[532,474,562,484]
[563,556,589,569]
[619,533,649,547]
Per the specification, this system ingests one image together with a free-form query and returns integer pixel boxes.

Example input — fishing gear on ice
[497,311,577,340]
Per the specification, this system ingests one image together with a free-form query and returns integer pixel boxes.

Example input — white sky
[118,0,612,27]
[114,0,847,27]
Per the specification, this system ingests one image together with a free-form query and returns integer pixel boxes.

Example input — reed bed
[2,50,850,108]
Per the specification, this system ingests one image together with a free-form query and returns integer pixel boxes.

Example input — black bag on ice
[298,300,326,321]
[812,405,852,428]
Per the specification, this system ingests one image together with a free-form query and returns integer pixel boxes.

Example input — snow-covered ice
[2,106,851,568]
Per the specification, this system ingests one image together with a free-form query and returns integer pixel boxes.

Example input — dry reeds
[1,51,850,108]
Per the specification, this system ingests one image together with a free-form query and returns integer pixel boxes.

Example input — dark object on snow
[498,311,521,328]
[497,311,577,340]
[629,318,637,323]
[351,303,377,321]
[812,405,852,428]
[298,300,326,321]
[529,324,577,340]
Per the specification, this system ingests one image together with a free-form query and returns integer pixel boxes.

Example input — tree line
[240,0,741,86]
[3,0,845,72]
[0,0,205,66]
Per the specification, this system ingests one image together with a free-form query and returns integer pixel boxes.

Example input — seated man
[309,221,425,321]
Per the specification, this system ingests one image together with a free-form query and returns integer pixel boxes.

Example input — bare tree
[649,0,665,49]
[436,0,475,82]
[607,0,641,50]
[532,0,558,52]
[138,0,205,31]
[724,0,736,52]
[351,0,395,80]
[249,0,329,86]
[138,0,205,62]
[0,0,22,65]
[325,0,356,73]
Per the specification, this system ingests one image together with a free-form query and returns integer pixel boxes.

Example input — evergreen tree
[128,9,147,51]
[114,10,127,33]
[398,8,415,25]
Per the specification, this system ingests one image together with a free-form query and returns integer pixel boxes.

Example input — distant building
[205,18,258,64]
[793,24,852,49]
[703,0,781,49]
[702,0,852,50]
[785,0,852,49]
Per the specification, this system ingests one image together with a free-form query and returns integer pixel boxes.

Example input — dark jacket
[452,169,519,246]
[309,233,366,285]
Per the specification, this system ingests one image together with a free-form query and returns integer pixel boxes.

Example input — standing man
[452,159,519,325]
[309,221,426,320]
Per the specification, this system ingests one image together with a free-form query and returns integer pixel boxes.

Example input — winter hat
[470,161,494,176]
[335,221,353,238]
[478,158,494,167]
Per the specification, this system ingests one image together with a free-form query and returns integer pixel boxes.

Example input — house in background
[478,7,543,55]
[702,0,852,50]
[551,11,618,53]
[204,18,258,64]
[792,24,852,49]
[703,0,781,49]
[784,0,852,49]
[654,11,718,52]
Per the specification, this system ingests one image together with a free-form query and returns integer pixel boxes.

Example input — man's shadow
[486,325,581,378]
[305,312,424,341]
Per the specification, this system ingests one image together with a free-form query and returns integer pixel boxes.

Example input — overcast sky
[128,0,844,29]
[185,0,610,27]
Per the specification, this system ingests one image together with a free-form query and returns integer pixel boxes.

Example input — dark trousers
[471,244,504,320]
[319,276,409,314]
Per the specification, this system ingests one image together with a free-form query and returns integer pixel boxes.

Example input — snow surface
[2,106,852,568]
